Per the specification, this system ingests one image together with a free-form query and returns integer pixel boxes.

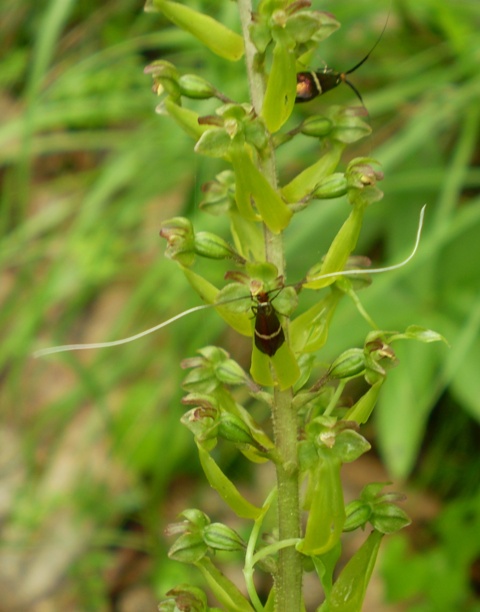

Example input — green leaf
[344,380,383,425]
[163,97,211,140]
[376,342,441,478]
[263,587,276,612]
[304,204,365,289]
[451,330,480,422]
[148,0,244,61]
[322,530,383,612]
[270,340,301,390]
[229,145,262,222]
[312,543,342,601]
[298,458,345,556]
[281,141,344,203]
[403,325,448,344]
[230,144,293,233]
[290,290,341,353]
[181,268,251,337]
[262,41,296,133]
[196,443,262,519]
[195,558,255,612]
[250,344,275,387]
[230,211,265,262]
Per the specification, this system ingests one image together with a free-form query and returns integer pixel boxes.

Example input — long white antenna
[33,303,215,358]
[34,206,426,358]
[308,205,426,283]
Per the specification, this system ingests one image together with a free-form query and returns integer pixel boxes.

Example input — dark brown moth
[295,18,388,105]
[251,291,285,357]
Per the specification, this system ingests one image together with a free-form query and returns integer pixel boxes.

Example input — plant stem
[272,386,302,611]
[238,1,302,608]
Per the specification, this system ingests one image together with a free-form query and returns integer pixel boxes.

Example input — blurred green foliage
[1,0,479,608]
[382,493,480,611]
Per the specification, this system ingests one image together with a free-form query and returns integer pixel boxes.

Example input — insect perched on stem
[295,17,388,105]
[251,291,285,357]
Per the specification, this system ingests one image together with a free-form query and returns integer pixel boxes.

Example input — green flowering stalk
[143,1,445,610]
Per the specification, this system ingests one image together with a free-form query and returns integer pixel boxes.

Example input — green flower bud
[180,407,217,440]
[199,170,235,215]
[217,102,251,121]
[344,499,372,531]
[181,393,218,411]
[181,347,247,389]
[333,429,371,463]
[332,115,372,144]
[194,231,245,263]
[182,366,218,394]
[215,359,248,386]
[179,74,218,99]
[159,217,195,266]
[312,173,348,199]
[325,106,372,144]
[300,115,333,138]
[346,158,384,207]
[364,339,398,383]
[165,509,213,563]
[329,348,365,380]
[285,10,340,47]
[218,412,257,447]
[144,60,180,97]
[244,118,269,153]
[165,509,210,538]
[160,216,192,239]
[159,585,208,612]
[194,127,232,159]
[203,522,246,552]
[168,532,207,563]
[179,508,210,529]
[370,502,411,534]
[346,159,384,189]
[144,59,179,80]
[344,484,412,534]
[250,21,272,54]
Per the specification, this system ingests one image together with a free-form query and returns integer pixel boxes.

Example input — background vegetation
[1,0,479,609]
